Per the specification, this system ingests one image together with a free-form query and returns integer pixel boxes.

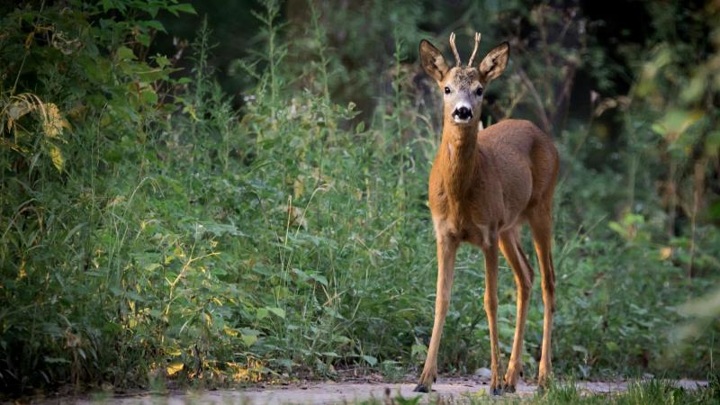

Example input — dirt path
[61,378,707,405]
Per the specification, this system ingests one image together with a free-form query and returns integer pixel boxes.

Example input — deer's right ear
[419,40,449,82]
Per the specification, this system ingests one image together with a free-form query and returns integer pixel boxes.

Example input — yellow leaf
[182,104,198,121]
[42,103,70,138]
[223,326,238,337]
[17,260,27,280]
[173,245,185,258]
[167,362,184,376]
[652,109,704,142]
[49,145,64,172]
[659,247,673,260]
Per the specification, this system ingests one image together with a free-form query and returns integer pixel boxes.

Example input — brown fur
[415,34,559,395]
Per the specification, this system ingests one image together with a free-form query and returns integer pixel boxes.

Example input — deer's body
[415,33,558,395]
[431,119,556,244]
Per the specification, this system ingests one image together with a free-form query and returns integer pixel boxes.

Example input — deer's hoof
[491,387,504,396]
[413,384,430,393]
[503,384,516,393]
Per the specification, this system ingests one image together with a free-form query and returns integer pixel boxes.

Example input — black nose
[453,106,473,120]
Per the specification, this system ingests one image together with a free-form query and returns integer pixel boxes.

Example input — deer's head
[419,33,509,128]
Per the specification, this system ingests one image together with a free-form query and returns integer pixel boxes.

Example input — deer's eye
[476,88,484,96]
[444,87,451,94]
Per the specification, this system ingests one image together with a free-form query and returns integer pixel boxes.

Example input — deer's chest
[429,187,500,248]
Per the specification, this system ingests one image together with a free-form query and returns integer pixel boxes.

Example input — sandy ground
[35,378,705,405]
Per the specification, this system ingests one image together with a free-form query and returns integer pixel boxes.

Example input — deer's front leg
[483,236,504,395]
[414,233,458,393]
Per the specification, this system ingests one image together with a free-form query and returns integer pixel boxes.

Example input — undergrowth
[373,379,720,405]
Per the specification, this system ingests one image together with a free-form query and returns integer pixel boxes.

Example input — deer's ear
[478,42,509,83]
[419,40,449,82]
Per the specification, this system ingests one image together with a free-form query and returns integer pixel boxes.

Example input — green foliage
[0,0,198,395]
[367,380,719,404]
[528,380,716,405]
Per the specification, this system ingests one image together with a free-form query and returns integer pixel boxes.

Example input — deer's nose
[452,106,473,121]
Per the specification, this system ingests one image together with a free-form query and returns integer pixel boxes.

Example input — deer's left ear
[478,42,509,83]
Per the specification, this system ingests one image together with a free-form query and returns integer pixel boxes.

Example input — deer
[413,32,559,395]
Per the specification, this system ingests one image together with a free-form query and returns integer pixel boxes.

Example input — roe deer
[414,32,558,395]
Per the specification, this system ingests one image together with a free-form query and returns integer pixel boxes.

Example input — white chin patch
[453,116,472,125]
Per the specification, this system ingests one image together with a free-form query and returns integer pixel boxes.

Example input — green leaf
[411,344,427,357]
[333,335,352,344]
[605,341,620,352]
[199,222,247,237]
[240,328,261,347]
[126,291,144,302]
[266,307,286,319]
[292,268,310,282]
[362,355,378,366]
[146,6,159,18]
[153,55,171,69]
[311,274,328,286]
[109,286,123,297]
[169,3,197,15]
[240,327,261,336]
[141,88,158,105]
[100,0,113,12]
[116,46,135,61]
[681,74,706,103]
[145,263,162,272]
[241,334,258,347]
[143,20,165,32]
[608,221,625,237]
[137,33,152,47]
[571,345,588,355]
[44,356,71,364]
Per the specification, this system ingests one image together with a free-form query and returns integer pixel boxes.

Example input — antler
[448,32,462,66]
[467,32,482,67]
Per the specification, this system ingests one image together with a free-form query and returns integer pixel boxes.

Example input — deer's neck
[438,124,479,196]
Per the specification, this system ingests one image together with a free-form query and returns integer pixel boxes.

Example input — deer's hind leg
[498,227,534,392]
[481,234,504,395]
[528,205,555,388]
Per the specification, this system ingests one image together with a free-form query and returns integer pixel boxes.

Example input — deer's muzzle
[452,105,473,123]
